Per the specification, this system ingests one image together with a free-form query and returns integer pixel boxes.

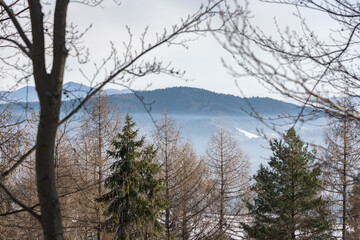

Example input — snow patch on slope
[236,128,260,139]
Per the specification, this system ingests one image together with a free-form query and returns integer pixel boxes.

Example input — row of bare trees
[0,93,251,240]
[155,113,251,240]
[0,94,118,239]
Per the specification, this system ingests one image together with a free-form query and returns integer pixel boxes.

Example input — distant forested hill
[1,86,309,119]
[109,87,305,115]
[0,86,320,170]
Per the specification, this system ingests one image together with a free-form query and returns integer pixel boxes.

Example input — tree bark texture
[29,0,69,239]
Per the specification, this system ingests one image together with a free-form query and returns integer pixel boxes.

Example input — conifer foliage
[97,113,164,240]
[243,128,333,240]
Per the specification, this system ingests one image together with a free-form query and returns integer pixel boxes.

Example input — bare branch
[0,181,41,220]
[0,0,32,51]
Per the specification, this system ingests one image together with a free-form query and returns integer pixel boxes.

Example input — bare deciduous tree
[321,100,360,239]
[71,92,121,239]
[206,127,250,240]
[154,113,214,240]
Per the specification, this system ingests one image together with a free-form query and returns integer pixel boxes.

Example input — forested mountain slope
[109,87,305,115]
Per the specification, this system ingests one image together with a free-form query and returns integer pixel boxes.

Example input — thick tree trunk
[36,100,64,239]
[29,1,69,239]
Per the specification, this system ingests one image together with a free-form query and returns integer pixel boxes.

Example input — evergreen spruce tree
[97,113,165,240]
[243,128,333,240]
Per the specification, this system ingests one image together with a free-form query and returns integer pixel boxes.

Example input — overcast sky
[5,0,333,99]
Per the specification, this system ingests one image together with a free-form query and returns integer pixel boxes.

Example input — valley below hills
[1,83,325,171]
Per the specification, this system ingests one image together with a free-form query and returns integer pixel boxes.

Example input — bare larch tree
[206,126,250,240]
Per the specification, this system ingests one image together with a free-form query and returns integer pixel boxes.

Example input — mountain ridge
[109,86,307,116]
[0,85,320,171]
[0,85,309,117]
